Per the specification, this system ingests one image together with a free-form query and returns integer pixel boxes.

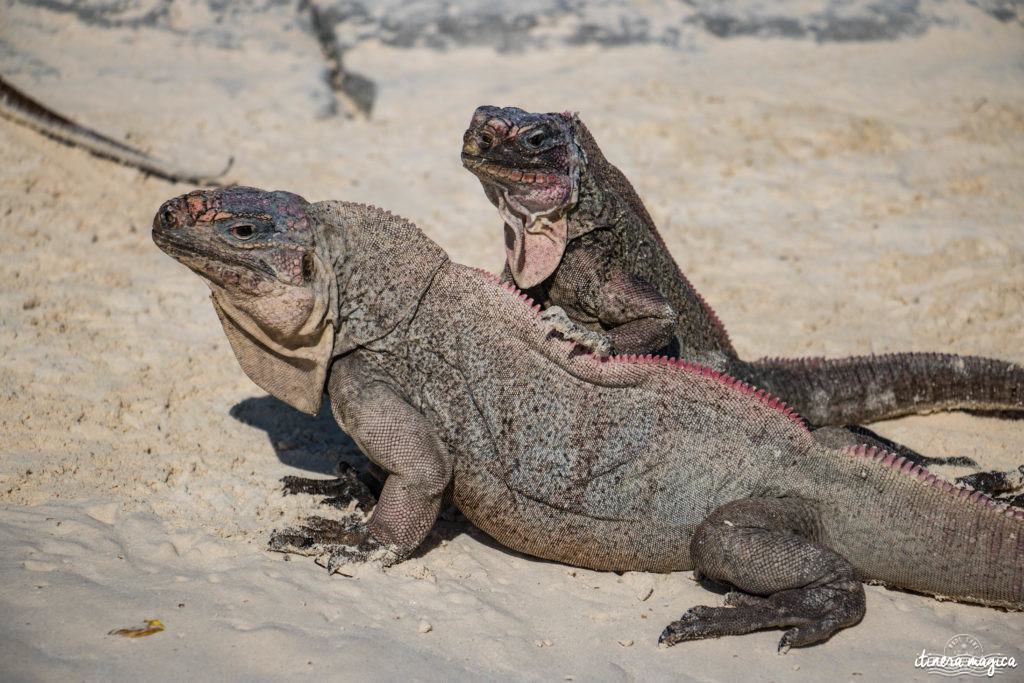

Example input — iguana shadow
[230,395,363,475]
[229,394,486,558]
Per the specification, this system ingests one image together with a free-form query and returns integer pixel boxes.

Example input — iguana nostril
[158,203,181,230]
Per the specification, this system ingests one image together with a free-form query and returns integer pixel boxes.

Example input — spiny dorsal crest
[842,444,1024,520]
[472,267,807,430]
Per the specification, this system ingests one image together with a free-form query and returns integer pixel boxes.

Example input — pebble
[85,502,119,525]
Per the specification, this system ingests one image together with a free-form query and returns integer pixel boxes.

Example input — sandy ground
[1,2,1023,680]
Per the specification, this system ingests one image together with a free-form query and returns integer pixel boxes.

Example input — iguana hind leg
[956,465,1024,500]
[810,424,978,468]
[661,498,865,651]
[810,426,1024,498]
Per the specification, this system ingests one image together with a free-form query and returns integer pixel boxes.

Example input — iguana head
[461,105,584,288]
[153,186,336,414]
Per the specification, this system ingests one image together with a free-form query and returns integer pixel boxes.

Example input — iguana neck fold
[310,201,449,357]
[566,118,631,239]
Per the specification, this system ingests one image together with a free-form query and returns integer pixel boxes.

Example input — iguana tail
[741,352,1024,426]
[831,444,1024,609]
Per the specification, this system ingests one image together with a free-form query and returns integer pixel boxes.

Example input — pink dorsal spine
[842,444,1024,520]
[605,354,809,431]
[471,266,810,430]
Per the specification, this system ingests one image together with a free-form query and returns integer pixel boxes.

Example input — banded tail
[744,352,1024,426]
[0,76,231,184]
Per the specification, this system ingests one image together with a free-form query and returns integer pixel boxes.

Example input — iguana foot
[280,462,377,513]
[923,456,979,467]
[667,498,866,651]
[956,465,1024,497]
[268,515,404,571]
[541,305,613,356]
[660,584,864,652]
[995,493,1024,508]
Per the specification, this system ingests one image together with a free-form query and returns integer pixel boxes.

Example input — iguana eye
[231,224,255,239]
[519,128,552,151]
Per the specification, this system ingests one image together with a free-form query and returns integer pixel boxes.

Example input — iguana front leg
[270,355,453,571]
[543,254,676,356]
[540,305,614,356]
[499,261,614,356]
[591,270,677,355]
[661,498,865,651]
[280,462,378,513]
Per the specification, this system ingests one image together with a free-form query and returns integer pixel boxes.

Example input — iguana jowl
[153,186,1023,650]
[461,106,1024,427]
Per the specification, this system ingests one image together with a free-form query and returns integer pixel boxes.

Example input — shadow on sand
[229,394,364,475]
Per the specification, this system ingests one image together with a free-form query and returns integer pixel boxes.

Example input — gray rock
[308,0,1019,55]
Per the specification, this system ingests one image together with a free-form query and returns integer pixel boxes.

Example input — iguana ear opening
[210,294,334,416]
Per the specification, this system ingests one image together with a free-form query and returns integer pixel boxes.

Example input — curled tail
[742,352,1024,426]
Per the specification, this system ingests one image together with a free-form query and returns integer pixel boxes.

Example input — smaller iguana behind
[461,106,1024,429]
[0,75,231,184]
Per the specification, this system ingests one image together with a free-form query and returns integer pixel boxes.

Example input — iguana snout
[153,187,319,294]
[461,105,578,212]
[462,106,582,288]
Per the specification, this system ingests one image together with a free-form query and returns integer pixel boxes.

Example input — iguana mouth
[461,155,562,186]
[152,229,281,285]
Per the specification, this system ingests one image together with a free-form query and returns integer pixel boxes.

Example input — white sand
[2,3,1022,680]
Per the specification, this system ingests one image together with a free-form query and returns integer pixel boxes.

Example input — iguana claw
[280,464,378,513]
[658,606,718,647]
[269,515,403,571]
[956,465,1024,496]
[541,305,613,356]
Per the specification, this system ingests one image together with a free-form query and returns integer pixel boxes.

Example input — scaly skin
[0,76,231,184]
[153,186,1023,650]
[460,106,1024,427]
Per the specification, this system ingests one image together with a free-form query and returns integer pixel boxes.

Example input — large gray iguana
[152,186,1023,650]
[460,106,1024,428]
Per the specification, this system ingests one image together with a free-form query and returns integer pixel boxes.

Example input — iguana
[152,186,1023,650]
[460,106,1024,428]
[0,75,230,184]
